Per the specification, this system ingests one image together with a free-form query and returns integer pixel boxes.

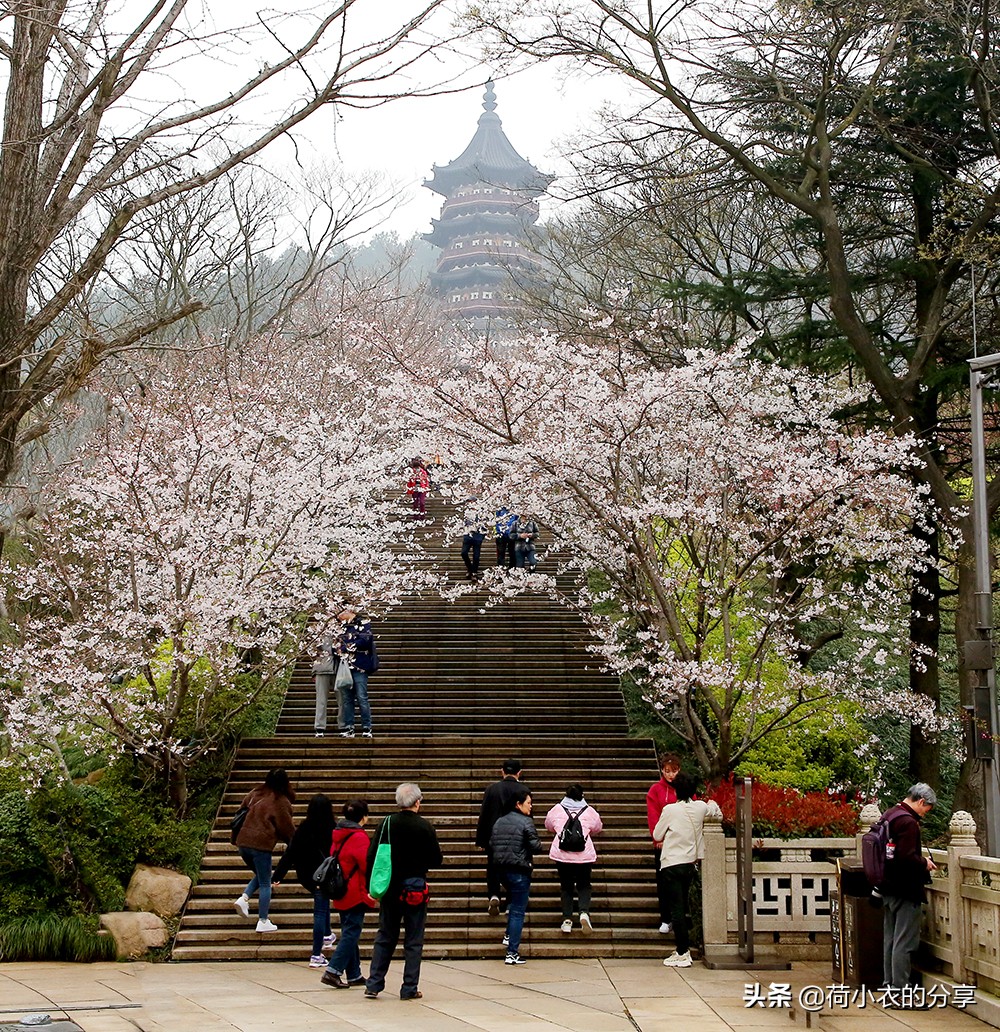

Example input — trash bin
[837,860,883,988]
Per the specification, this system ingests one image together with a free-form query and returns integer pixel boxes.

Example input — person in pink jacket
[544,783,603,934]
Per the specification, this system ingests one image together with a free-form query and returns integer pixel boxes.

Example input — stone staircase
[172,500,665,960]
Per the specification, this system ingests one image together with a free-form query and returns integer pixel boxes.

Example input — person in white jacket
[544,784,603,934]
[652,772,722,967]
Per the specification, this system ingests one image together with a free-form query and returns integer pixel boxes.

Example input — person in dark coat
[273,794,336,966]
[335,608,379,738]
[879,783,938,992]
[489,786,543,966]
[364,783,443,1001]
[233,767,296,932]
[320,798,377,989]
[475,758,526,917]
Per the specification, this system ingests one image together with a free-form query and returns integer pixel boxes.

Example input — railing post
[702,809,733,958]
[947,811,980,984]
[857,803,880,860]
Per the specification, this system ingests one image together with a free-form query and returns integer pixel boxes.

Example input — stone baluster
[947,811,980,984]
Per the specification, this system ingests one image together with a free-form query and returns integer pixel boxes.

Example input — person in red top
[406,458,430,517]
[646,754,681,934]
[320,798,376,989]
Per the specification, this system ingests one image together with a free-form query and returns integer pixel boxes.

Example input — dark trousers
[556,861,593,919]
[312,889,331,956]
[366,896,427,998]
[662,862,696,955]
[495,536,515,567]
[485,854,507,904]
[327,904,366,980]
[654,847,671,923]
[462,534,484,574]
[883,895,922,989]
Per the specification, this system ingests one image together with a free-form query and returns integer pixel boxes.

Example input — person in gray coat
[489,786,542,965]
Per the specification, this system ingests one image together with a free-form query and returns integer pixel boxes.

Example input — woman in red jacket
[320,798,376,989]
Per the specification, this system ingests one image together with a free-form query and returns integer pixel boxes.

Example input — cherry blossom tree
[397,336,937,782]
[0,339,427,811]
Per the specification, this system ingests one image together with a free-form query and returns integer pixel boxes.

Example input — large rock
[99,911,169,958]
[125,864,191,917]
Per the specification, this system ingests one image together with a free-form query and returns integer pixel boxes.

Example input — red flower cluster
[708,778,860,838]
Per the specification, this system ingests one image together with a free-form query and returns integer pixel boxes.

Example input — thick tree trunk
[907,518,941,789]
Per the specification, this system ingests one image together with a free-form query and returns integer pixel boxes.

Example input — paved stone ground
[0,960,994,1032]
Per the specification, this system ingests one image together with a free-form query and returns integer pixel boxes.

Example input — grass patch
[0,914,116,962]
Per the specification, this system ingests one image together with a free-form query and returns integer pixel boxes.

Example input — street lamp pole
[968,354,1000,856]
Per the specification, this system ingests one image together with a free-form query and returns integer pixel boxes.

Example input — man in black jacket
[489,787,542,966]
[879,783,937,994]
[364,783,442,1000]
[475,758,526,916]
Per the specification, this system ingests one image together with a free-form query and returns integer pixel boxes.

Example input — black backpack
[861,804,906,887]
[558,805,589,852]
[314,838,350,901]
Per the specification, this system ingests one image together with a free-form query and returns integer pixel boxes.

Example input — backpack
[558,805,589,852]
[313,837,351,901]
[861,804,907,887]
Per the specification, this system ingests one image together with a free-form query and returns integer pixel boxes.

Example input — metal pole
[969,357,1000,857]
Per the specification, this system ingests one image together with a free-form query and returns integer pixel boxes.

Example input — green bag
[368,815,393,900]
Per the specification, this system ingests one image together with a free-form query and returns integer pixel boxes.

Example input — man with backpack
[868,783,938,994]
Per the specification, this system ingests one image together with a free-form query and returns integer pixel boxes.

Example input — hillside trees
[396,337,933,781]
[0,337,428,812]
[469,0,1000,798]
[0,0,461,496]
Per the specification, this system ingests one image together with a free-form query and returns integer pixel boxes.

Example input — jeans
[556,862,593,919]
[514,540,536,569]
[343,669,371,730]
[662,862,696,955]
[238,847,273,921]
[366,896,428,998]
[501,867,531,954]
[327,905,366,979]
[312,889,331,957]
[462,534,484,574]
[883,895,923,988]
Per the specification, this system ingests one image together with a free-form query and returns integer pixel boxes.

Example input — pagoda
[424,81,554,325]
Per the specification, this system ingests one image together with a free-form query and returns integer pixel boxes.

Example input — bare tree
[0,0,465,489]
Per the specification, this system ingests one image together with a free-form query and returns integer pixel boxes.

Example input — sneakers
[361,729,373,738]
[502,934,509,947]
[323,932,337,949]
[233,895,250,918]
[400,991,423,1000]
[364,988,379,999]
[308,955,326,968]
[314,731,324,738]
[580,912,593,933]
[488,896,500,917]
[504,952,526,965]
[560,919,573,934]
[663,951,692,967]
[340,729,355,738]
[320,971,347,988]
[658,922,673,934]
[255,918,278,933]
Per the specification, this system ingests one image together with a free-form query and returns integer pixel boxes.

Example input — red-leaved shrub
[708,778,860,838]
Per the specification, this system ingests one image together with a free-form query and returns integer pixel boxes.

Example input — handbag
[399,876,429,906]
[334,658,353,692]
[368,816,393,900]
[229,803,250,845]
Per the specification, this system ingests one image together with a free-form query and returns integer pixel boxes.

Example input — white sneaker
[233,895,250,918]
[663,951,692,967]
[658,922,672,934]
[323,933,337,949]
[256,918,278,933]
[560,919,573,934]
[502,934,509,947]
[580,912,593,933]
[308,954,326,967]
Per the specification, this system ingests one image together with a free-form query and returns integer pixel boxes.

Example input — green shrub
[0,914,116,962]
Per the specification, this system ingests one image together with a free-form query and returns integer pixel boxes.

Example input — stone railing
[702,804,999,978]
[701,811,857,960]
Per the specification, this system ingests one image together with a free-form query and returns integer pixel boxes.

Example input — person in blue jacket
[335,609,379,739]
